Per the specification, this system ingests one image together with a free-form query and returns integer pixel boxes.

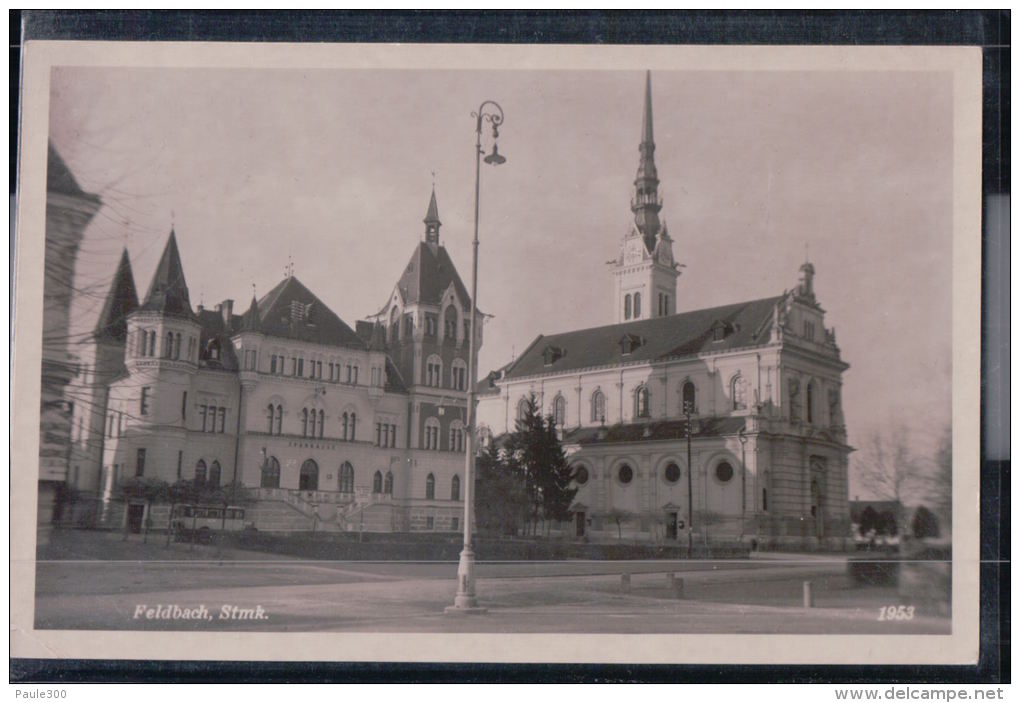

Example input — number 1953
[878,605,915,621]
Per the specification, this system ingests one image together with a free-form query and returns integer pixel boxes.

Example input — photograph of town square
[31,62,954,635]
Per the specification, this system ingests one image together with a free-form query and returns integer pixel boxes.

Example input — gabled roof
[94,248,139,342]
[503,295,785,379]
[256,275,366,349]
[47,141,100,203]
[140,230,195,319]
[393,242,472,309]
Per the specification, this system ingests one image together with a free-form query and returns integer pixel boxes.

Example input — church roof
[256,275,366,349]
[502,295,785,379]
[140,230,195,319]
[47,141,100,203]
[392,241,472,309]
[94,248,139,342]
[565,416,747,446]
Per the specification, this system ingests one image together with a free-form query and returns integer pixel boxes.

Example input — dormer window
[711,319,735,342]
[543,345,565,366]
[619,333,643,355]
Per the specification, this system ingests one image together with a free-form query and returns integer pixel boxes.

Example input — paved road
[33,546,949,634]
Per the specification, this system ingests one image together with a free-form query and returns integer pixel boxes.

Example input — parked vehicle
[171,504,250,543]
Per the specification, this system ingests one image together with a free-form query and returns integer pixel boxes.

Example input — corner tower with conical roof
[608,71,681,324]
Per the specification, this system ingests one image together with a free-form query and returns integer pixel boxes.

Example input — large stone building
[66,190,475,533]
[475,73,852,549]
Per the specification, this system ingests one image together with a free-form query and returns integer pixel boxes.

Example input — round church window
[574,466,589,485]
[618,464,634,484]
[715,461,734,483]
[664,462,681,483]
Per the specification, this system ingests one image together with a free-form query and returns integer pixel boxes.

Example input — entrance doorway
[666,512,679,540]
[575,511,586,538]
[127,504,145,533]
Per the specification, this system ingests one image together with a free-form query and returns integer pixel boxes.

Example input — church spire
[140,229,194,318]
[631,70,662,253]
[94,247,139,341]
[424,187,441,245]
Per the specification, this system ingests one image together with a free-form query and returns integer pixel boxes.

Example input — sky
[48,65,955,496]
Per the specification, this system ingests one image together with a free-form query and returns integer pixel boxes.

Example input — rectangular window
[452,516,459,531]
[426,515,434,530]
[391,424,397,448]
[218,408,226,433]
[136,448,146,477]
[317,361,323,379]
[182,391,188,420]
[353,366,358,385]
[199,405,207,432]
[297,358,304,377]
[345,365,352,383]
[117,412,123,437]
[107,414,114,438]
[140,387,150,416]
[376,423,382,447]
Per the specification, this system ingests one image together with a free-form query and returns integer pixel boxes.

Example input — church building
[66,190,475,534]
[475,73,852,549]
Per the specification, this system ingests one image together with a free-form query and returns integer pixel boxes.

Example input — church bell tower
[609,71,681,324]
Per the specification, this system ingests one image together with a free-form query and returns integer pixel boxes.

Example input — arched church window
[384,471,394,495]
[274,404,283,435]
[451,474,461,501]
[681,381,696,415]
[731,374,747,411]
[261,456,281,488]
[194,459,207,485]
[591,390,606,423]
[517,397,530,424]
[633,292,642,319]
[425,473,436,499]
[267,404,275,433]
[624,294,632,320]
[635,386,650,418]
[553,395,566,427]
[373,470,383,494]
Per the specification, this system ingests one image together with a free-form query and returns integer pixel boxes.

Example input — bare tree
[855,426,928,531]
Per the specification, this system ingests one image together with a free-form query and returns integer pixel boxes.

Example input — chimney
[220,299,234,326]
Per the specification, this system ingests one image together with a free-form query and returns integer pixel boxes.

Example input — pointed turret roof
[94,248,139,341]
[140,230,194,319]
[47,141,100,204]
[239,294,262,333]
[641,69,655,147]
[424,187,441,244]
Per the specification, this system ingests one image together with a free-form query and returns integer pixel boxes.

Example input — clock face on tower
[624,237,646,265]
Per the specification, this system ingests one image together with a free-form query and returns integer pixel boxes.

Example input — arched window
[681,381,696,415]
[424,417,441,450]
[267,404,275,433]
[444,306,458,340]
[341,412,349,440]
[635,386,650,418]
[591,389,606,423]
[384,471,394,495]
[318,409,325,438]
[553,395,566,427]
[451,358,468,391]
[174,333,181,360]
[517,397,530,424]
[426,355,443,388]
[165,331,174,358]
[349,412,356,440]
[624,293,632,320]
[449,422,464,453]
[338,462,354,493]
[274,404,282,435]
[633,291,642,319]
[261,456,281,488]
[425,473,436,499]
[372,470,383,494]
[731,373,747,410]
[208,460,221,487]
[302,408,309,437]
[300,459,319,491]
[148,330,156,356]
[194,459,207,485]
[806,382,816,424]
[451,474,461,501]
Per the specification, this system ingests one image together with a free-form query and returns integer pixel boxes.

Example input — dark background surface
[10,9,1009,684]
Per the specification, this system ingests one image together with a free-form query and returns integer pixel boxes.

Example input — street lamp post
[684,404,694,558]
[446,99,505,615]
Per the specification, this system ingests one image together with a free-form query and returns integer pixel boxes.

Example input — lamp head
[483,143,506,166]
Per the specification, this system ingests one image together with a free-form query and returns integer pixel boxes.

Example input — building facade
[475,73,852,549]
[66,192,476,534]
